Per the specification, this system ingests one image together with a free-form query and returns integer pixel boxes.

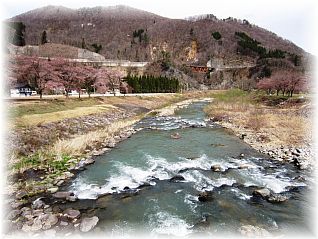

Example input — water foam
[149,211,192,237]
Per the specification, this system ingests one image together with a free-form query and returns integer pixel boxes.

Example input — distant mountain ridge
[6,5,311,89]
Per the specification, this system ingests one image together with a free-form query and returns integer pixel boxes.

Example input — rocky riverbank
[5,124,138,236]
[5,97,202,236]
[207,106,314,171]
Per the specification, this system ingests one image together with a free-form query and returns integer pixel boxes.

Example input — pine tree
[81,38,86,49]
[11,22,26,46]
[41,30,48,45]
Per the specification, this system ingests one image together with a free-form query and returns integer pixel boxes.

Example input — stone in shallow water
[211,164,222,172]
[79,216,99,232]
[238,164,252,169]
[169,175,185,182]
[267,194,288,203]
[252,188,271,199]
[198,191,213,202]
[238,225,271,237]
[53,191,73,199]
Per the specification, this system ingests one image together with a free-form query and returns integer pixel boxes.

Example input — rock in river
[79,216,99,232]
[169,175,185,182]
[53,191,74,199]
[170,132,181,139]
[238,225,271,237]
[252,188,271,199]
[267,194,288,203]
[198,191,213,202]
[211,164,222,172]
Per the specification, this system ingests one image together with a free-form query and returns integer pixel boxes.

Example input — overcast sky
[1,0,317,54]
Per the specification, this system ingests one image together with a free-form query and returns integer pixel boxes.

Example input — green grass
[12,152,75,174]
[208,88,253,104]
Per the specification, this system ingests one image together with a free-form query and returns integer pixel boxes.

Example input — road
[5,93,177,101]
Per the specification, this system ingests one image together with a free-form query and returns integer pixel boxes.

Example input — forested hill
[6,5,313,90]
[7,5,307,63]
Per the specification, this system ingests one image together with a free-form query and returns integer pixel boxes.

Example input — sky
[0,0,317,54]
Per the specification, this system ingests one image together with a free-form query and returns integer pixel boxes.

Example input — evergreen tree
[190,28,194,36]
[41,30,48,45]
[91,43,102,53]
[10,22,26,46]
[81,38,86,49]
[212,31,222,40]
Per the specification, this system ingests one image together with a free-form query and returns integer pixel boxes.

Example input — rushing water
[65,100,314,237]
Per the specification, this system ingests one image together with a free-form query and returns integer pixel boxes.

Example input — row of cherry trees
[7,55,129,99]
[256,70,309,97]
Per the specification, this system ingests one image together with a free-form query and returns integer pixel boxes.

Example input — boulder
[42,214,58,228]
[32,198,45,209]
[30,217,43,231]
[169,175,185,182]
[66,195,78,202]
[240,133,247,140]
[107,140,116,148]
[198,191,213,202]
[252,188,271,199]
[60,221,69,226]
[63,208,80,220]
[267,194,288,203]
[47,187,59,194]
[15,190,28,200]
[53,191,74,199]
[238,225,271,237]
[170,133,181,139]
[238,164,252,169]
[211,165,222,172]
[239,153,245,159]
[84,158,95,165]
[7,209,21,220]
[79,216,99,232]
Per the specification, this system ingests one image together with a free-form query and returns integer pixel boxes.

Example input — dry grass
[51,118,139,157]
[9,94,182,127]
[15,104,116,127]
[206,99,312,148]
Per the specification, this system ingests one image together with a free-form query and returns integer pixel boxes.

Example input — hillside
[6,5,311,89]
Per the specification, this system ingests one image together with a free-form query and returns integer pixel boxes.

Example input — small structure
[189,65,210,73]
[10,83,36,97]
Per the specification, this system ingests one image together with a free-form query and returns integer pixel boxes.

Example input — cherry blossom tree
[51,58,86,98]
[81,65,98,97]
[257,70,307,97]
[14,56,59,99]
[256,77,275,95]
[94,68,124,95]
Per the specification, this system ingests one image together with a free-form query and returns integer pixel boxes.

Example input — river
[62,100,314,237]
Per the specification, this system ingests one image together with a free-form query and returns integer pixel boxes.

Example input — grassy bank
[8,95,185,127]
[6,94,189,196]
[204,89,312,150]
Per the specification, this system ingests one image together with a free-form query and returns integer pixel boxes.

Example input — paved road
[5,93,177,101]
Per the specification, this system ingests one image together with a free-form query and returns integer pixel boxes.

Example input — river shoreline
[4,96,313,237]
[209,115,314,171]
[4,97,207,236]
